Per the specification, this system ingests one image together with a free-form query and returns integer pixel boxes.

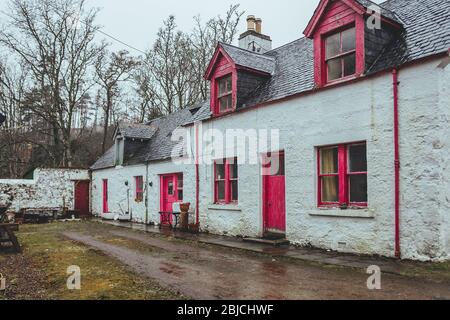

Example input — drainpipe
[145,162,149,225]
[195,123,200,225]
[392,68,401,259]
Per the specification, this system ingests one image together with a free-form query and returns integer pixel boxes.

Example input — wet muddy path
[63,228,450,300]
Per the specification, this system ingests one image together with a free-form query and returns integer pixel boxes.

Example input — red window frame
[318,142,368,208]
[214,157,238,204]
[217,75,233,114]
[135,176,144,202]
[324,26,356,83]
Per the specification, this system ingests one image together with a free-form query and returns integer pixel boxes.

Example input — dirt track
[63,229,450,300]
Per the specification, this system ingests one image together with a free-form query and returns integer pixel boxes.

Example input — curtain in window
[321,149,338,202]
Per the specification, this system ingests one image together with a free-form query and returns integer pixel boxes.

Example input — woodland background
[0,0,244,178]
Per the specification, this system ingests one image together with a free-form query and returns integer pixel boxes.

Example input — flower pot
[188,223,200,234]
[180,203,191,213]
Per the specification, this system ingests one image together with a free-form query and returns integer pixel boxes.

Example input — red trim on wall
[195,123,200,225]
[392,68,401,258]
[102,179,109,214]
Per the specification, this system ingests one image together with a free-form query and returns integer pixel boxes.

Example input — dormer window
[325,27,356,82]
[218,75,233,113]
[304,0,402,88]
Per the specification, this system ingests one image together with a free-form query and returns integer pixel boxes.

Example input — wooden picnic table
[0,205,21,253]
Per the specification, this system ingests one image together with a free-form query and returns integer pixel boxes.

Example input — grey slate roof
[143,109,193,162]
[91,109,194,170]
[116,122,157,140]
[356,0,402,24]
[90,146,115,170]
[220,42,276,75]
[369,0,450,72]
[185,100,211,124]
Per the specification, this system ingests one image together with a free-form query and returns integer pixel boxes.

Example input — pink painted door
[160,175,177,224]
[263,152,286,233]
[74,181,90,217]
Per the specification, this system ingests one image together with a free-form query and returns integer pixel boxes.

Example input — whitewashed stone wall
[91,161,196,224]
[0,169,89,212]
[91,57,450,261]
[91,165,147,223]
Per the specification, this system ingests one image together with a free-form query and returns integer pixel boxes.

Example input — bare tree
[192,5,244,100]
[0,0,105,167]
[95,50,138,153]
[135,5,244,116]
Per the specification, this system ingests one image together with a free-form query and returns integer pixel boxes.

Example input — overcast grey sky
[0,0,384,54]
[84,0,384,53]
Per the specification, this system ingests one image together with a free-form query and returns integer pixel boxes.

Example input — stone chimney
[255,18,262,33]
[239,15,272,54]
[247,15,256,31]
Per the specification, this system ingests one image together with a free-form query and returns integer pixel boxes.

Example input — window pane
[178,190,183,200]
[217,181,225,200]
[216,162,225,180]
[230,161,238,179]
[219,95,232,112]
[321,176,339,202]
[219,76,232,95]
[349,144,367,172]
[326,33,341,59]
[349,174,367,203]
[177,174,183,188]
[168,181,174,195]
[321,147,338,174]
[327,58,342,81]
[231,181,238,201]
[226,77,232,92]
[342,28,356,52]
[343,53,356,77]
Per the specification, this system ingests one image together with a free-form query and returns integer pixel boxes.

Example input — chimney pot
[247,15,256,31]
[255,18,262,33]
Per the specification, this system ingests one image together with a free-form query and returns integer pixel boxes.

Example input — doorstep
[243,237,290,247]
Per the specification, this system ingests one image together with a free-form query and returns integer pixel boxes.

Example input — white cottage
[91,0,450,261]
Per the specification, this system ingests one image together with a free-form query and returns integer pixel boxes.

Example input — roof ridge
[219,42,276,61]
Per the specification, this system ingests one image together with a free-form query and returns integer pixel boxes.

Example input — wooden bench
[0,224,21,253]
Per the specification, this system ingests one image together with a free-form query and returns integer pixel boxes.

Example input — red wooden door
[263,152,286,233]
[74,181,90,217]
[102,179,108,214]
[160,175,177,224]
